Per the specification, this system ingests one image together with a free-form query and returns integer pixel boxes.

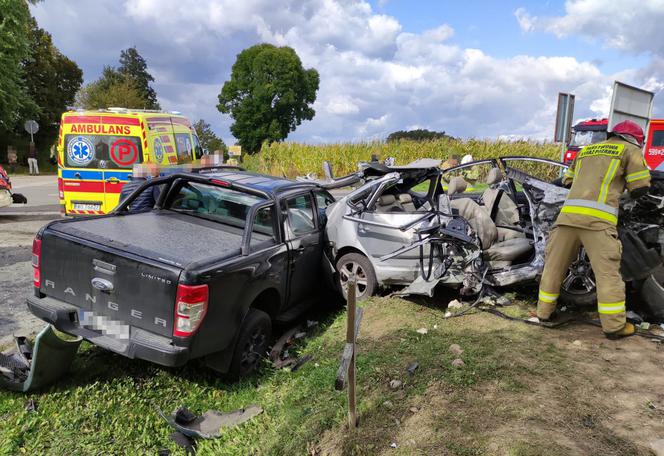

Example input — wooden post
[346,275,357,429]
[335,275,363,428]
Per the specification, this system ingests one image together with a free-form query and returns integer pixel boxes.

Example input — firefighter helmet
[611,120,644,147]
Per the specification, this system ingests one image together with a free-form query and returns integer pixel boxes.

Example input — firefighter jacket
[558,136,651,230]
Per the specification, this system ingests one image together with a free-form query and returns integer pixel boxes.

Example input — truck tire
[336,252,377,301]
[559,249,597,308]
[227,308,272,380]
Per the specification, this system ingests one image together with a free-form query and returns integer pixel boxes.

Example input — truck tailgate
[39,229,182,338]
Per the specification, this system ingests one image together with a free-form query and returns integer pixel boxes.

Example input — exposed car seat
[451,197,532,265]
[376,194,404,212]
[447,176,469,196]
[482,168,523,241]
[397,194,417,211]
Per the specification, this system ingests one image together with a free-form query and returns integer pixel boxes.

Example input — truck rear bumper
[26,295,190,368]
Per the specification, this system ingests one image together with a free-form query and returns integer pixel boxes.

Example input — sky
[31,0,664,145]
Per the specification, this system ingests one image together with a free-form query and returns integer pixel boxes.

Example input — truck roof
[195,169,318,197]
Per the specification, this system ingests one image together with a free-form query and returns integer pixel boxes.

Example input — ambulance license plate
[73,203,101,211]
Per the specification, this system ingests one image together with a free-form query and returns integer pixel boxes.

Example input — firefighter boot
[605,322,636,340]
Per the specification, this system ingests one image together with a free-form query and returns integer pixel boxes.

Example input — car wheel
[227,308,271,380]
[559,248,597,307]
[336,253,377,301]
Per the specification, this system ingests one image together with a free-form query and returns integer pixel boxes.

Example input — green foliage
[23,17,83,131]
[118,46,160,109]
[75,47,159,110]
[76,68,148,110]
[387,128,452,142]
[193,119,226,153]
[0,0,35,129]
[217,43,320,154]
[244,138,561,178]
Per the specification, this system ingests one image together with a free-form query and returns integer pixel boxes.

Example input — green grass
[0,297,575,455]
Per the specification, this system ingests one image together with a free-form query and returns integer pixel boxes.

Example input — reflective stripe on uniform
[598,159,619,204]
[598,301,626,315]
[561,199,618,224]
[538,290,559,303]
[625,169,650,183]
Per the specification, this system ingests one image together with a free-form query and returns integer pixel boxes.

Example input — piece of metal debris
[25,399,37,413]
[291,355,313,372]
[406,362,419,375]
[160,405,263,439]
[416,328,428,335]
[169,431,196,455]
[447,300,463,310]
[0,325,82,392]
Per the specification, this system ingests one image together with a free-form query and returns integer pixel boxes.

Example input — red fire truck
[563,117,664,171]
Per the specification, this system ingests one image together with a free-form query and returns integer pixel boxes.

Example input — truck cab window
[285,194,315,236]
[250,206,276,249]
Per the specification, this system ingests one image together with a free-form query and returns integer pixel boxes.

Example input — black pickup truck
[27,170,336,378]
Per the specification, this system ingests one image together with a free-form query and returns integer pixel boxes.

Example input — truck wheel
[336,253,377,301]
[227,309,272,380]
[559,249,597,307]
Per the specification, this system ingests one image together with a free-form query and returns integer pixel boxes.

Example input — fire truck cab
[563,118,608,165]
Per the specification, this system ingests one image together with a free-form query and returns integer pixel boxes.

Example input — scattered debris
[294,332,307,339]
[25,399,37,413]
[160,405,263,439]
[527,317,540,323]
[406,362,419,375]
[444,311,452,318]
[582,415,595,428]
[169,431,195,455]
[433,324,438,330]
[451,358,465,368]
[389,379,403,389]
[291,355,313,372]
[0,325,82,392]
[449,344,463,356]
[641,322,651,331]
[416,327,428,335]
[627,311,644,324]
[409,407,418,413]
[573,340,582,346]
[448,300,463,310]
[390,442,398,449]
[382,400,394,409]
[650,438,664,456]
[306,320,319,328]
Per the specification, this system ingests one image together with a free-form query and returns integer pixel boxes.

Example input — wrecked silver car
[325,157,592,303]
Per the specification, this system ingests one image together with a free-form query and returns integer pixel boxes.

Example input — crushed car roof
[194,169,318,195]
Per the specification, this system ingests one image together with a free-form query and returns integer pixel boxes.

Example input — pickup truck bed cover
[48,211,243,267]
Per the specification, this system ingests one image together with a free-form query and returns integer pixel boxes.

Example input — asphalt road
[1,174,61,346]
[0,174,60,215]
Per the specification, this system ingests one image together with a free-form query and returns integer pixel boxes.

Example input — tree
[193,119,226,153]
[217,44,319,154]
[119,47,160,109]
[76,73,147,110]
[0,0,35,129]
[387,129,452,142]
[23,17,83,131]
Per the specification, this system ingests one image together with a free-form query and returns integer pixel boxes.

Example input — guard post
[335,274,363,429]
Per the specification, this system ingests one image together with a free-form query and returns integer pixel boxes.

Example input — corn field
[244,138,562,179]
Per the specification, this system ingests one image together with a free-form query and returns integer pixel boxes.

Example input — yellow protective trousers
[537,225,625,334]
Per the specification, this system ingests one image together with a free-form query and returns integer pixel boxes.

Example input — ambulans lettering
[578,143,625,159]
[70,124,131,135]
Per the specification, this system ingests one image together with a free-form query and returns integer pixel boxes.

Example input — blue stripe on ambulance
[61,169,131,181]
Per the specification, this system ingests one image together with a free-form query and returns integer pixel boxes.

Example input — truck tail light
[173,284,208,337]
[32,237,42,288]
[58,177,64,199]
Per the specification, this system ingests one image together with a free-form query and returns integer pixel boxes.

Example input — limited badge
[67,136,95,165]
[154,137,164,163]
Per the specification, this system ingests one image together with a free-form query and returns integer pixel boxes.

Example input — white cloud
[30,0,660,143]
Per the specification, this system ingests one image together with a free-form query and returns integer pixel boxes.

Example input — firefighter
[537,120,651,339]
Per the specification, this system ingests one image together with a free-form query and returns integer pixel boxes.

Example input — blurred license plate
[74,203,101,211]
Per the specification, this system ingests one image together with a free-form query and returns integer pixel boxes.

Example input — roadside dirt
[317,301,664,456]
[0,217,57,347]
